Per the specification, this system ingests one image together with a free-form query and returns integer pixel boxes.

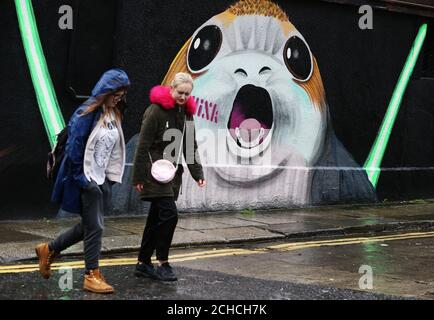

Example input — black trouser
[138,197,178,263]
[50,180,111,270]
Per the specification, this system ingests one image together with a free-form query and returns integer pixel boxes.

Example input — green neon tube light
[364,24,427,188]
[15,0,65,148]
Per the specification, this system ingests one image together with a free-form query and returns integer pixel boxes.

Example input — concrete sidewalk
[1,200,434,263]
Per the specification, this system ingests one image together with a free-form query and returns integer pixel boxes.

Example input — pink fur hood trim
[149,85,196,116]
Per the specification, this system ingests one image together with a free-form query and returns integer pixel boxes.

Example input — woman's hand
[197,179,206,187]
[135,184,144,193]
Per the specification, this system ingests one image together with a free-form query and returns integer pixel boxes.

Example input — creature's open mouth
[228,85,273,150]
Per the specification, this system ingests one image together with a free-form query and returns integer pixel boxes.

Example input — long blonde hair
[81,88,126,125]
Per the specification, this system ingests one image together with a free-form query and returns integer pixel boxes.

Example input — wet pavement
[0,265,409,300]
[1,233,433,300]
[0,257,411,300]
[1,200,434,300]
[1,200,434,262]
[175,236,434,299]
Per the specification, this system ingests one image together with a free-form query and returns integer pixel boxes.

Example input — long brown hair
[81,88,127,125]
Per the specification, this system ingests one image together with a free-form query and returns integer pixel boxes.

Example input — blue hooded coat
[51,68,130,214]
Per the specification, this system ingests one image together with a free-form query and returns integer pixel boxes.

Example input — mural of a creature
[117,0,377,213]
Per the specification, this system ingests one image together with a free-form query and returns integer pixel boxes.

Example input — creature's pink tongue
[229,103,269,130]
[229,102,270,143]
[239,119,262,142]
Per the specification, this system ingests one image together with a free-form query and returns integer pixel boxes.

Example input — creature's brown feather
[298,58,326,112]
[228,0,288,21]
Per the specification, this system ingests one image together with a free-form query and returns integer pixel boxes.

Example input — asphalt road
[1,231,433,300]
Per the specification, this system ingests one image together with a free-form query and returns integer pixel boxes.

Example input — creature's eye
[283,36,313,81]
[187,25,222,73]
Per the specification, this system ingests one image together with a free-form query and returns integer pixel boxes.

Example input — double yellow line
[1,231,434,274]
[0,248,256,274]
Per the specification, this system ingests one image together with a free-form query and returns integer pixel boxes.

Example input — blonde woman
[35,68,130,294]
[132,72,205,281]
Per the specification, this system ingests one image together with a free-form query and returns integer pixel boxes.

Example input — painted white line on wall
[124,163,434,171]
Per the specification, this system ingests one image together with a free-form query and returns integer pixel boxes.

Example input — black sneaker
[135,262,157,279]
[156,263,177,281]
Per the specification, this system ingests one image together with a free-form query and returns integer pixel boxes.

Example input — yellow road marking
[267,231,434,250]
[0,248,243,271]
[0,249,258,274]
[0,248,254,273]
[1,231,433,274]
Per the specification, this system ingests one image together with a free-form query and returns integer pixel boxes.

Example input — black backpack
[46,127,68,180]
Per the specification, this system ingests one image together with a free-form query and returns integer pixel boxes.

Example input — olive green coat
[132,102,203,201]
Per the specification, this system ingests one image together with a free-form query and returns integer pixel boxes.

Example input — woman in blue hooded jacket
[35,68,130,294]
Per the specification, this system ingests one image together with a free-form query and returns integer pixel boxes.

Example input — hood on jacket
[91,68,131,97]
[149,85,196,116]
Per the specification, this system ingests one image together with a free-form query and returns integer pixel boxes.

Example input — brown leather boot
[35,243,58,279]
[83,269,114,294]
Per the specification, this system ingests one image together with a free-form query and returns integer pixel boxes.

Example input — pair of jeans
[138,197,178,263]
[50,180,111,270]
